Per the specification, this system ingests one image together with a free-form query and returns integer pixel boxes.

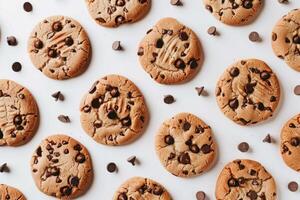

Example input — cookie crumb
[58,115,70,123]
[238,142,249,152]
[288,181,298,192]
[164,95,175,104]
[0,163,10,173]
[249,31,261,42]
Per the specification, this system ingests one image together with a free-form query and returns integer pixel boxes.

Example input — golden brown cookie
[0,184,26,200]
[215,159,277,200]
[216,59,280,126]
[80,74,149,146]
[155,113,217,177]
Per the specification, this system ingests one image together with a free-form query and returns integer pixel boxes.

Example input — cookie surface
[203,0,263,26]
[28,16,91,80]
[155,113,216,177]
[215,159,277,200]
[31,134,93,199]
[80,74,148,146]
[0,80,39,146]
[281,113,300,172]
[216,59,280,126]
[272,9,300,72]
[0,184,26,200]
[113,177,172,200]
[85,0,151,27]
[138,17,203,84]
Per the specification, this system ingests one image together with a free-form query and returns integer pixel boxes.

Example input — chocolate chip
[288,181,298,192]
[170,0,182,6]
[107,162,117,173]
[293,35,300,44]
[229,99,239,110]
[34,39,43,49]
[291,137,299,146]
[36,146,42,156]
[270,96,276,102]
[107,110,118,119]
[201,144,211,154]
[0,163,9,173]
[174,58,186,69]
[65,37,74,46]
[48,49,58,58]
[75,153,86,163]
[153,186,164,195]
[110,88,120,97]
[137,47,144,56]
[163,95,175,104]
[52,21,63,32]
[91,98,101,108]
[116,0,125,6]
[12,62,22,72]
[289,123,296,128]
[190,144,200,153]
[247,190,258,199]
[188,58,198,69]
[13,115,22,125]
[263,134,272,143]
[260,71,271,80]
[257,102,264,111]
[196,191,206,200]
[179,31,189,41]
[121,116,131,126]
[183,122,191,131]
[112,41,123,50]
[60,186,72,196]
[244,83,254,94]
[73,144,82,151]
[51,91,64,101]
[89,81,98,94]
[118,193,128,200]
[205,5,213,12]
[70,176,79,187]
[7,36,17,46]
[178,153,190,164]
[156,38,164,48]
[230,67,240,77]
[115,15,125,25]
[294,85,300,95]
[58,115,70,123]
[250,169,257,176]
[127,156,137,166]
[249,31,261,42]
[238,177,245,184]
[195,86,205,96]
[238,142,249,152]
[228,178,238,187]
[23,2,33,12]
[207,26,217,35]
[243,0,253,9]
[164,135,174,145]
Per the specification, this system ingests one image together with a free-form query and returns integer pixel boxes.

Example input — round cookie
[155,113,216,177]
[85,0,151,27]
[31,134,93,199]
[80,74,148,146]
[215,159,277,200]
[0,80,39,146]
[280,113,300,172]
[0,184,26,200]
[28,16,91,80]
[216,59,280,126]
[272,9,300,72]
[138,17,203,84]
[113,177,172,200]
[203,0,263,26]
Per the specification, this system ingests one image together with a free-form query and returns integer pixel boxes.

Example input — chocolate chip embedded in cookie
[215,59,280,126]
[203,0,263,26]
[155,113,217,177]
[0,184,26,200]
[0,80,39,146]
[280,114,300,172]
[272,9,300,72]
[138,17,203,84]
[85,0,151,27]
[28,16,91,80]
[80,74,149,146]
[215,159,277,200]
[113,177,172,200]
[31,134,93,199]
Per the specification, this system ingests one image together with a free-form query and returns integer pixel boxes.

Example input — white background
[0,0,300,199]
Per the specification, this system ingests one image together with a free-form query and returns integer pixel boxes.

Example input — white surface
[0,0,300,199]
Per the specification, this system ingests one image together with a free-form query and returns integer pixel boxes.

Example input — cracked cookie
[0,80,39,146]
[280,113,300,172]
[28,16,91,80]
[80,74,149,146]
[31,134,93,199]
[85,0,151,27]
[215,59,280,126]
[203,0,263,26]
[138,17,203,84]
[155,113,216,177]
[272,9,300,72]
[215,159,277,200]
[113,177,172,200]
[0,184,26,200]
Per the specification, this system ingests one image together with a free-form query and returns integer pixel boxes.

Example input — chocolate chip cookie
[280,113,300,172]
[203,0,263,26]
[113,177,172,200]
[80,74,149,146]
[138,17,203,84]
[0,184,26,200]
[215,159,277,200]
[272,9,300,72]
[31,134,93,199]
[28,16,91,80]
[155,113,216,177]
[0,80,39,146]
[85,0,151,27]
[216,59,280,126]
